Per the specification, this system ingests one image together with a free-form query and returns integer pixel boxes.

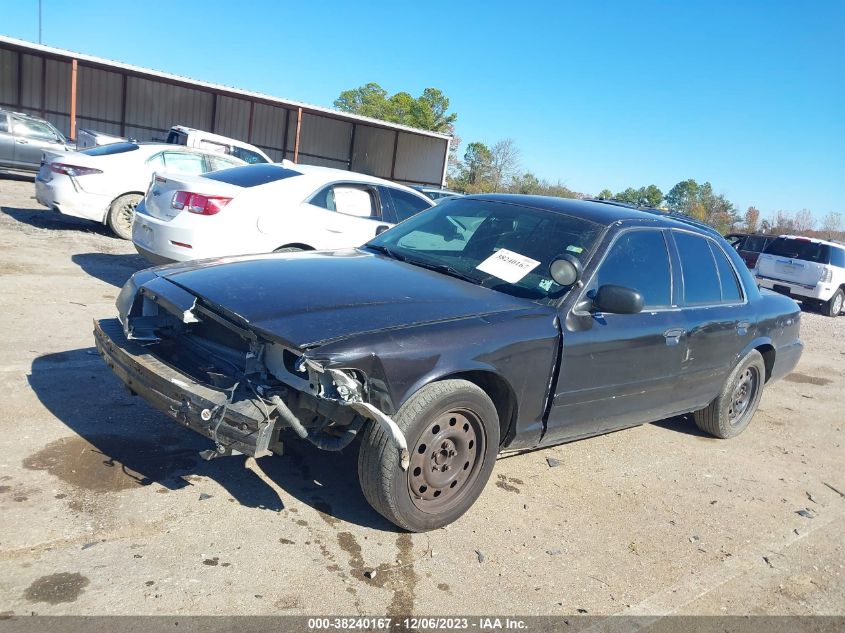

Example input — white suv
[755,235,845,317]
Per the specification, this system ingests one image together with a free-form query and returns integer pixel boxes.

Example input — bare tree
[489,138,521,192]
[821,211,843,235]
[793,209,815,234]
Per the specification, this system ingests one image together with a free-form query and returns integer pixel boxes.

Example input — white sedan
[132,163,435,264]
[35,142,245,239]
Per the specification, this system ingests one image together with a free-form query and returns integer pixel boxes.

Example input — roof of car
[775,234,844,248]
[463,193,724,236]
[285,163,430,195]
[0,108,47,121]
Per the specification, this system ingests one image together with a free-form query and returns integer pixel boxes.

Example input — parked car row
[35,142,246,239]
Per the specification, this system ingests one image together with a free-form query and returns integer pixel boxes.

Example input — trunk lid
[143,173,243,222]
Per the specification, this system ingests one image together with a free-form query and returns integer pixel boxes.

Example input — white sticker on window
[476,248,540,284]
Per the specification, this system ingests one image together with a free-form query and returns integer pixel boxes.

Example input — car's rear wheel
[693,349,765,439]
[107,193,142,240]
[824,289,844,317]
[357,379,499,532]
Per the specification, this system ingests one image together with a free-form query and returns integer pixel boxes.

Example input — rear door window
[311,184,380,218]
[388,187,433,222]
[674,231,722,305]
[162,152,206,175]
[764,237,830,263]
[593,229,673,308]
[0,115,8,133]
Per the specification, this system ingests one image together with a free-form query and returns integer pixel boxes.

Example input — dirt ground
[0,174,842,618]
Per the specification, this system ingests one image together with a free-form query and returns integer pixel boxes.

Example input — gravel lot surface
[0,174,843,618]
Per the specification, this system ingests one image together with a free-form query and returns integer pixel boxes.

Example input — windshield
[366,198,604,301]
[764,237,830,264]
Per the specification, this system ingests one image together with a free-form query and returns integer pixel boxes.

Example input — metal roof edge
[0,35,453,140]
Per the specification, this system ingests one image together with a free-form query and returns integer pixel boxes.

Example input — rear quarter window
[0,115,8,133]
[202,164,302,187]
[831,247,845,268]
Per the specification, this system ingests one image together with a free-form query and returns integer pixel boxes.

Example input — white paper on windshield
[476,248,540,284]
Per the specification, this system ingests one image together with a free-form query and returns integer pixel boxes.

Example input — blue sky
[4,0,843,221]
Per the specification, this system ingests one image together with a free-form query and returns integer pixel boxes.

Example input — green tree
[459,142,493,192]
[665,179,700,214]
[511,172,542,194]
[334,83,457,133]
[597,189,613,200]
[333,82,389,120]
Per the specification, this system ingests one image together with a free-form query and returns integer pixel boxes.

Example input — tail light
[171,191,232,216]
[821,267,833,283]
[50,163,103,176]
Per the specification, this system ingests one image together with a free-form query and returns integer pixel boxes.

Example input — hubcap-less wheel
[108,194,142,240]
[833,292,843,316]
[728,366,759,426]
[408,409,486,513]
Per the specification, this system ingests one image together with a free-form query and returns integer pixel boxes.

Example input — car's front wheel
[357,379,499,532]
[107,193,142,240]
[693,349,765,439]
[824,289,844,317]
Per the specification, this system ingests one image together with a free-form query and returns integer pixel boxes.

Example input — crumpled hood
[153,249,534,348]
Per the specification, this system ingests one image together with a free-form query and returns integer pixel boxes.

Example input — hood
[153,249,535,348]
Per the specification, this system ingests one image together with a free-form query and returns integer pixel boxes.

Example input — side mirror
[375,224,390,236]
[549,254,583,287]
[593,285,644,314]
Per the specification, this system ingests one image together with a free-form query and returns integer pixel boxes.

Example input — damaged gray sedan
[95,195,803,531]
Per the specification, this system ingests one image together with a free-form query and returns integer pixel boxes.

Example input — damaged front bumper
[95,316,409,469]
[94,318,277,458]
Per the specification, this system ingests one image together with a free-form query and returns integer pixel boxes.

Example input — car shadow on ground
[0,171,36,183]
[650,414,715,438]
[0,204,115,237]
[72,252,150,287]
[27,348,400,532]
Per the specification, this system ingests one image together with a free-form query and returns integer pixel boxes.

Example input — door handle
[737,321,751,336]
[663,328,685,346]
[15,139,28,144]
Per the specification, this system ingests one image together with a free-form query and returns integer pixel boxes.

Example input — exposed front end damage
[96,273,409,468]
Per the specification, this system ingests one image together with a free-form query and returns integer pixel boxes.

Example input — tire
[357,379,500,532]
[693,349,765,439]
[107,193,143,240]
[824,289,844,318]
[273,246,304,253]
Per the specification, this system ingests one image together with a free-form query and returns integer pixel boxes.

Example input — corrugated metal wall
[0,40,449,185]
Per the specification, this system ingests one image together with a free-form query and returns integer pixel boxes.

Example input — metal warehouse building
[0,36,450,186]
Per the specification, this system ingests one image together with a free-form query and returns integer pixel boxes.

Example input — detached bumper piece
[94,318,276,458]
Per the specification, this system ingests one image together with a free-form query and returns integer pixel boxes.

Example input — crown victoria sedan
[94,195,803,531]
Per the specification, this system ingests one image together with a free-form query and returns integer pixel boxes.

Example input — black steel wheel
[694,349,765,439]
[358,379,500,532]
